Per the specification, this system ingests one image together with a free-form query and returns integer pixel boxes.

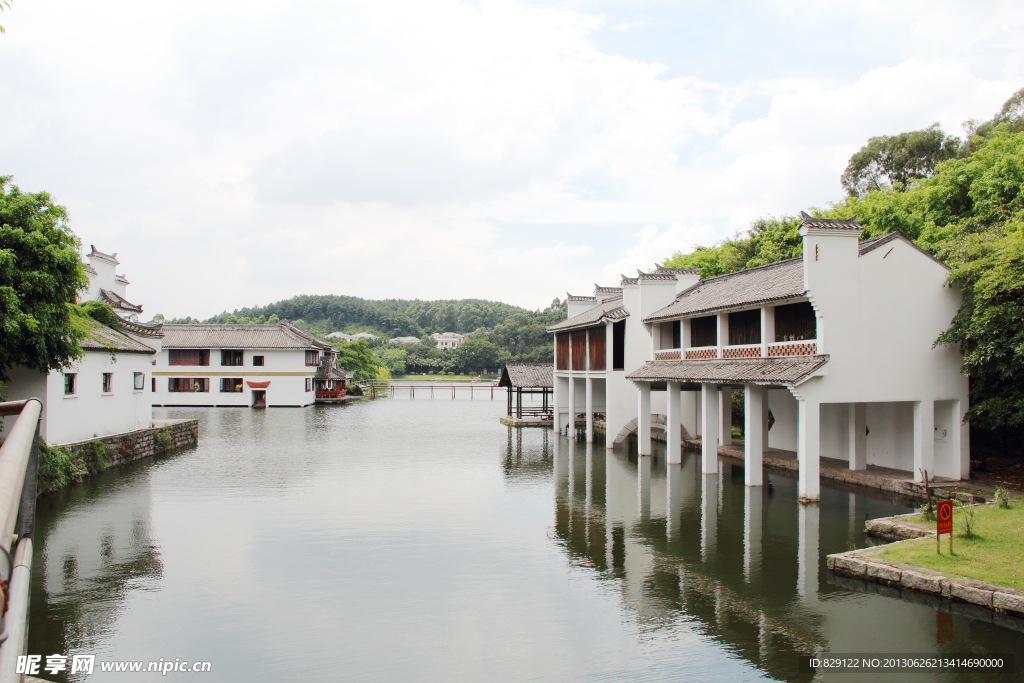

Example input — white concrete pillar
[848,402,866,470]
[719,387,733,446]
[666,381,682,464]
[637,383,652,455]
[743,485,763,582]
[953,399,967,480]
[913,399,935,482]
[797,398,820,503]
[760,305,774,358]
[761,387,770,453]
[585,376,594,443]
[744,384,764,486]
[716,312,728,359]
[552,374,562,431]
[700,383,719,474]
[567,376,576,437]
[701,472,717,561]
[797,502,820,601]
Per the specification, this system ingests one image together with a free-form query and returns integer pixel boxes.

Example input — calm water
[28,398,1023,682]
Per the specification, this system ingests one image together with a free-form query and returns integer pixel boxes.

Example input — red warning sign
[937,500,953,535]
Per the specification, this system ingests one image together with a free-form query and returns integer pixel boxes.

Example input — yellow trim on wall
[153,371,315,377]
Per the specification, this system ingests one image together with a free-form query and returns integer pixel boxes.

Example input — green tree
[841,123,961,197]
[335,340,384,381]
[0,0,11,35]
[374,347,408,376]
[0,176,87,382]
[453,335,507,373]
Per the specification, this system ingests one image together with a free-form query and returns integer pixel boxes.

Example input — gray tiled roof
[81,325,157,354]
[637,270,677,281]
[644,258,804,322]
[594,284,622,294]
[546,296,629,332]
[99,288,143,313]
[160,324,321,349]
[620,274,638,285]
[799,212,862,230]
[114,314,164,338]
[626,356,828,386]
[655,265,699,275]
[88,245,119,264]
[498,362,553,388]
[567,294,597,302]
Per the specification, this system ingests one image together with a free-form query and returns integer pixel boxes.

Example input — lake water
[28,397,1023,681]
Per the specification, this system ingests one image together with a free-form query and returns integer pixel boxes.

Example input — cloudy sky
[2,0,1022,318]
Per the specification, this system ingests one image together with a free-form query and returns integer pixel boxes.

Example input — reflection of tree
[501,427,553,482]
[29,466,163,682]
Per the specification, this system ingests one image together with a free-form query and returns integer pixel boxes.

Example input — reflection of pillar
[848,402,867,470]
[718,457,727,513]
[585,442,594,515]
[667,465,682,540]
[554,428,568,491]
[744,486,763,582]
[797,398,820,503]
[568,376,576,437]
[700,384,719,474]
[848,491,857,542]
[758,612,770,663]
[701,473,718,561]
[585,377,594,443]
[715,586,725,627]
[667,381,682,464]
[638,383,652,455]
[638,455,651,520]
[913,399,935,482]
[744,384,764,486]
[797,503,820,600]
[719,388,732,446]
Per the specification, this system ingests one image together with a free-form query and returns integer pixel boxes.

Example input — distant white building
[431,332,465,350]
[2,247,161,444]
[389,336,421,345]
[547,214,969,502]
[327,332,378,342]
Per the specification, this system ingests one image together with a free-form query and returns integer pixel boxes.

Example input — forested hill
[166,294,568,364]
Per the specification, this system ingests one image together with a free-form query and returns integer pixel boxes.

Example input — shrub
[955,500,977,538]
[155,426,173,451]
[86,440,109,472]
[37,441,88,494]
[994,486,1011,509]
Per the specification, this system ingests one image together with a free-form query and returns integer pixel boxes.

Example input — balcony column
[913,400,935,482]
[716,312,728,360]
[761,305,774,358]
[848,402,866,470]
[700,383,718,473]
[681,318,691,358]
[585,377,594,443]
[762,387,770,453]
[637,383,652,455]
[666,381,682,464]
[797,398,820,503]
[744,384,763,486]
[719,388,732,446]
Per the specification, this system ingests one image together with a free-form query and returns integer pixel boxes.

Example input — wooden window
[169,349,210,366]
[612,321,626,370]
[169,378,210,392]
[253,356,265,367]
[672,320,681,349]
[556,334,569,370]
[221,350,243,366]
[588,327,606,371]
[305,350,320,366]
[134,372,145,390]
[151,377,156,393]
[220,378,243,393]
[728,309,761,346]
[774,302,817,342]
[102,373,113,393]
[570,330,587,371]
[690,316,717,348]
[305,377,313,392]
[64,373,76,395]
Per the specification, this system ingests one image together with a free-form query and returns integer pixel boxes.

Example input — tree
[335,340,384,381]
[0,0,11,35]
[0,176,88,382]
[841,123,961,197]
[374,347,408,376]
[453,335,507,373]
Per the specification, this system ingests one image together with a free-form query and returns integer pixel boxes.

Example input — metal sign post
[937,500,953,554]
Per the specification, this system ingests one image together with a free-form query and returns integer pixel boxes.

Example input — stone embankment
[827,507,1024,623]
[62,419,198,471]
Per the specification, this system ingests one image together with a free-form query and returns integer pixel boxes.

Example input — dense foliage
[166,295,567,375]
[0,176,88,382]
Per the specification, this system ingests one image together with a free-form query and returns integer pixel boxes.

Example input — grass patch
[878,503,1024,589]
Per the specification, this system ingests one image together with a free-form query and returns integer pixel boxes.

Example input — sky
[2,0,1023,319]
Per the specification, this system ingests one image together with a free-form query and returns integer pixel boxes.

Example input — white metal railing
[0,399,42,682]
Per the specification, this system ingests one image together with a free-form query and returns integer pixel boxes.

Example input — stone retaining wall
[63,419,199,472]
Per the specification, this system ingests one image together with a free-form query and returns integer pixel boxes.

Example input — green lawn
[878,504,1024,590]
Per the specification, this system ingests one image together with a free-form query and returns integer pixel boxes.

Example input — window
[305,350,320,366]
[168,378,210,392]
[152,377,156,392]
[690,316,717,348]
[612,320,626,371]
[221,350,243,366]
[305,377,313,392]
[774,302,817,342]
[728,309,761,346]
[64,373,77,395]
[220,378,244,393]
[169,349,210,366]
[134,372,145,390]
[253,356,265,367]
[102,373,113,393]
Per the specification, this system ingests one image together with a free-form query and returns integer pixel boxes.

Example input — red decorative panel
[767,343,817,357]
[655,349,681,361]
[588,327,606,371]
[723,346,761,359]
[556,334,569,370]
[685,348,718,360]
[571,330,587,371]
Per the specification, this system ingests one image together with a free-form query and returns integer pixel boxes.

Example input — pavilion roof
[498,362,553,388]
[546,296,628,332]
[99,288,143,313]
[81,323,157,355]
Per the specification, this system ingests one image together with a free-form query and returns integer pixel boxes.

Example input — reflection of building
[541,431,942,681]
[547,215,969,502]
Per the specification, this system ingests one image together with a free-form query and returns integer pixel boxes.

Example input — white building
[153,321,333,408]
[547,215,969,502]
[2,247,161,444]
[431,332,465,350]
[388,336,421,345]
